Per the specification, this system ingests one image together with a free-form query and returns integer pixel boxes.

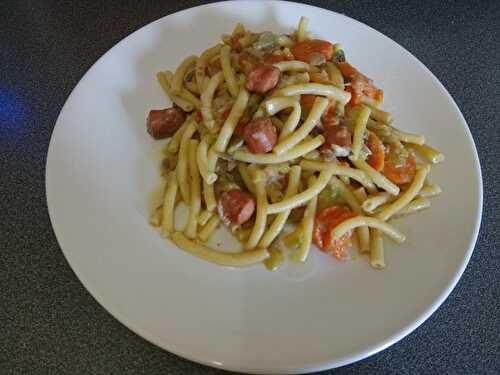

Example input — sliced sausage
[243,117,278,154]
[220,104,250,136]
[323,125,352,149]
[233,111,251,136]
[245,64,280,95]
[218,189,256,225]
[147,108,186,139]
[300,94,317,111]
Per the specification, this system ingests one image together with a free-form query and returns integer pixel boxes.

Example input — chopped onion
[253,31,278,50]
[332,144,351,157]
[320,148,337,162]
[308,52,326,66]
[358,144,372,160]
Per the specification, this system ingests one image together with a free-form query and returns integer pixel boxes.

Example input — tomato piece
[290,39,333,63]
[324,228,353,261]
[313,206,356,260]
[321,101,340,127]
[345,85,362,106]
[303,94,337,113]
[382,144,417,185]
[374,89,384,103]
[366,132,385,171]
[338,62,382,106]
[337,62,359,79]
[309,72,332,85]
[263,53,288,64]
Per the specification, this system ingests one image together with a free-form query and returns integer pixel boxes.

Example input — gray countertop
[1,1,499,374]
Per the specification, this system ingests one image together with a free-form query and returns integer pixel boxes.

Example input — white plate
[46,1,482,373]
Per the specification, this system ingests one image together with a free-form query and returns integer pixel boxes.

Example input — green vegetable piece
[334,50,346,63]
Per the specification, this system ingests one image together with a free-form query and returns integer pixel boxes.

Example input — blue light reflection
[0,88,26,125]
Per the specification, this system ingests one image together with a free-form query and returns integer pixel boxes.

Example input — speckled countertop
[1,1,499,374]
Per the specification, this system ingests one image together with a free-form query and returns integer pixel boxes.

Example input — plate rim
[45,1,483,373]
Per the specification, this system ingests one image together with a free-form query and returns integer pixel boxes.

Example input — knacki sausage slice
[243,117,277,154]
[324,125,352,149]
[147,107,186,139]
[218,189,256,225]
[245,64,280,95]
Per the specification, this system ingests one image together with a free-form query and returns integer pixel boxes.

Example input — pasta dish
[146,17,444,270]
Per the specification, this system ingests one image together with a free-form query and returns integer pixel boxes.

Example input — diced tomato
[263,53,288,64]
[345,85,362,106]
[321,101,340,127]
[313,206,356,260]
[338,62,382,106]
[366,132,385,171]
[361,85,384,106]
[362,83,378,97]
[374,89,384,103]
[381,144,416,185]
[337,62,359,79]
[290,39,334,63]
[309,72,332,85]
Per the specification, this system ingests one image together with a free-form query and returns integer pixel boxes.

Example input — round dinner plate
[46,1,482,373]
